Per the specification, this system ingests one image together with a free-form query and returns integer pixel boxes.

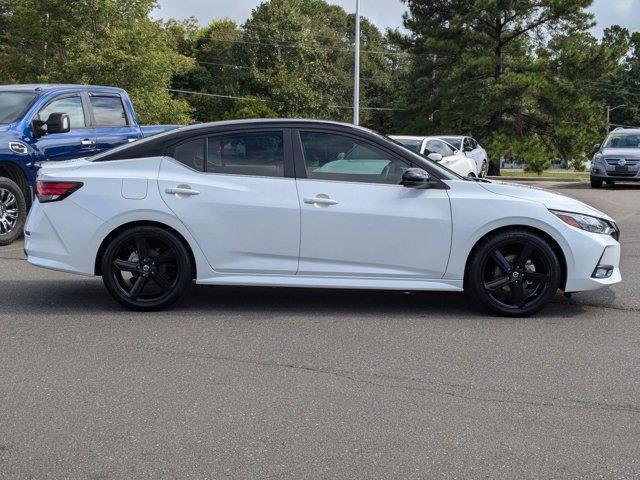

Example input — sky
[153,0,640,37]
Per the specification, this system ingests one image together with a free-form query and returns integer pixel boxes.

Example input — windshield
[0,92,38,124]
[393,138,422,153]
[439,137,462,150]
[386,135,464,180]
[603,132,640,149]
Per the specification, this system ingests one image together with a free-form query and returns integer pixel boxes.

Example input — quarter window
[206,131,284,177]
[299,131,409,184]
[89,96,128,127]
[38,96,86,129]
[172,138,205,171]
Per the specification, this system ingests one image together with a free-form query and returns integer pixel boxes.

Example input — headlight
[593,154,604,165]
[550,210,617,236]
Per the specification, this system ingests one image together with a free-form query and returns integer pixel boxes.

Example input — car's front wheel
[590,178,603,188]
[101,226,193,311]
[0,177,27,246]
[480,160,488,178]
[467,230,561,316]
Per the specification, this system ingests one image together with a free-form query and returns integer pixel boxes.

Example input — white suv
[440,136,489,177]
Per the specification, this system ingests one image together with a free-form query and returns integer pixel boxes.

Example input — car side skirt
[195,274,464,292]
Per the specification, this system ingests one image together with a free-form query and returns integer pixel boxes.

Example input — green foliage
[222,98,278,120]
[396,0,602,173]
[0,0,193,124]
[0,0,637,168]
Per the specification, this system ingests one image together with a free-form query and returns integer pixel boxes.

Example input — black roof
[92,119,381,162]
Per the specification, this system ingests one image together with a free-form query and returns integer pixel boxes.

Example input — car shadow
[0,278,589,319]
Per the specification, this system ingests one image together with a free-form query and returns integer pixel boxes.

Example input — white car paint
[439,135,488,177]
[390,135,479,177]
[26,155,620,295]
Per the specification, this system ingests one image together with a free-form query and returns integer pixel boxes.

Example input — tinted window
[470,138,478,149]
[207,131,284,177]
[0,92,37,124]
[90,96,128,127]
[172,138,205,171]
[300,131,409,184]
[424,139,454,157]
[38,96,86,128]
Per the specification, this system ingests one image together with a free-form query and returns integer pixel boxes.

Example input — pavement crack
[139,345,640,415]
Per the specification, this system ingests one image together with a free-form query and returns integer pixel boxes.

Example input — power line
[168,88,403,111]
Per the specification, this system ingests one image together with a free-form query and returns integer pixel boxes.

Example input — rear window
[90,96,128,127]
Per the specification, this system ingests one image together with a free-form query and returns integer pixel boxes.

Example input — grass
[498,169,590,181]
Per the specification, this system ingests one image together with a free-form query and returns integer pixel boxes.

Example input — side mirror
[402,168,431,189]
[593,143,601,152]
[46,113,71,134]
[464,145,473,152]
[427,152,443,162]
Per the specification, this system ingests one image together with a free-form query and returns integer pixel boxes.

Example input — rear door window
[90,96,128,127]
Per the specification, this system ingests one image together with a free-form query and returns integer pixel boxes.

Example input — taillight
[35,181,83,203]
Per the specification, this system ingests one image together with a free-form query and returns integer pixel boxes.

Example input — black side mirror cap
[46,113,71,134]
[593,143,601,152]
[402,168,431,188]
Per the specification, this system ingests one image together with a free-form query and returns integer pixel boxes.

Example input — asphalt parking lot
[1,181,639,479]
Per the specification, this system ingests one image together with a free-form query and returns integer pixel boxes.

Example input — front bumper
[563,229,621,293]
[591,173,640,182]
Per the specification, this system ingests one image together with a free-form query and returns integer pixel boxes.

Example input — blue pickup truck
[0,84,178,244]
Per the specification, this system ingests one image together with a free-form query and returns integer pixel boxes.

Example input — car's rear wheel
[101,226,192,311]
[467,230,561,317]
[0,177,27,246]
[590,178,603,188]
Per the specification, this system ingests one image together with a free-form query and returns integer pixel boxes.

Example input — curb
[488,176,586,182]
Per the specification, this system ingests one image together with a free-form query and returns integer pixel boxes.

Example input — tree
[397,0,595,174]
[0,0,193,124]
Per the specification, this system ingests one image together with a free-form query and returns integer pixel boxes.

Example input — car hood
[599,147,640,158]
[479,180,613,221]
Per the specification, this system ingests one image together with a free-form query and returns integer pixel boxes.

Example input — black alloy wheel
[0,178,27,246]
[468,230,561,316]
[101,226,192,311]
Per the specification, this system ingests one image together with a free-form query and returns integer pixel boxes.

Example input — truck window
[38,96,86,128]
[90,96,128,127]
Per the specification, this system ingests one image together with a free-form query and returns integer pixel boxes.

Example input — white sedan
[440,135,489,177]
[390,135,479,177]
[25,120,621,316]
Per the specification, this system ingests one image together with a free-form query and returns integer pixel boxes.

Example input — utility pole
[353,0,360,126]
[606,104,626,134]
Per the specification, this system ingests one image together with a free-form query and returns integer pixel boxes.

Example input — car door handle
[165,187,200,196]
[303,196,339,206]
[81,139,95,146]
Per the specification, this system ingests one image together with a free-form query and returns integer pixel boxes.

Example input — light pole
[606,104,626,134]
[353,0,360,126]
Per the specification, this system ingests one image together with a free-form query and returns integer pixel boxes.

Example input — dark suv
[591,128,640,188]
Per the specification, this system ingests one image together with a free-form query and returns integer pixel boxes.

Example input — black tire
[0,177,27,246]
[590,178,603,188]
[467,230,561,317]
[480,160,488,178]
[101,226,193,311]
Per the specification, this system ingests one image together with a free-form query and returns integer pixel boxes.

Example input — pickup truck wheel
[0,178,26,246]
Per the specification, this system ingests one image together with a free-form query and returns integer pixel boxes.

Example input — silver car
[591,128,640,188]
